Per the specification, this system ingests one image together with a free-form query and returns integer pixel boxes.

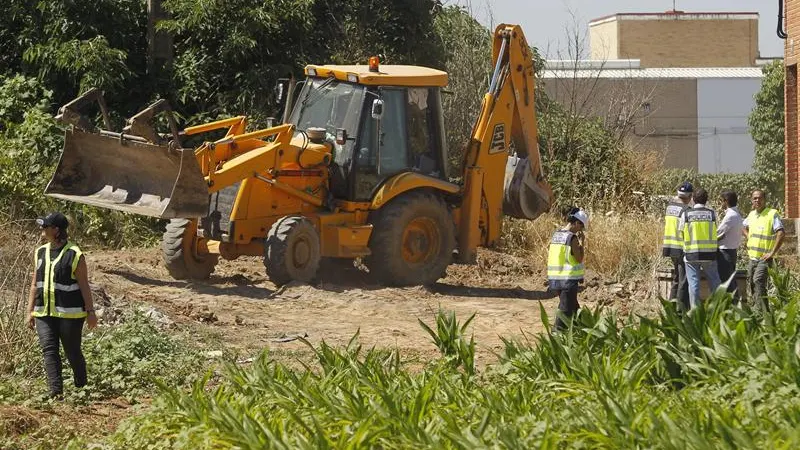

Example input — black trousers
[670,255,690,311]
[553,282,579,331]
[35,316,86,396]
[717,249,738,296]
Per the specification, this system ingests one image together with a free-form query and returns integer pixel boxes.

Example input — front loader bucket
[502,155,553,220]
[44,128,210,219]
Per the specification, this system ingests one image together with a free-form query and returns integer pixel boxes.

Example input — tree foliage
[748,60,785,204]
[0,0,448,242]
[434,5,492,173]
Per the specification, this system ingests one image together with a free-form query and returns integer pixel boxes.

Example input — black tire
[264,216,321,286]
[364,191,455,286]
[162,218,218,280]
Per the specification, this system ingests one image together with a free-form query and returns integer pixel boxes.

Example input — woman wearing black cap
[26,212,97,398]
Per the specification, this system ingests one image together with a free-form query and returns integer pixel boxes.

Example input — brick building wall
[786,1,800,218]
[590,12,758,68]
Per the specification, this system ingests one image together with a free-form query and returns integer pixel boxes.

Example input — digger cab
[285,61,451,203]
[284,59,550,221]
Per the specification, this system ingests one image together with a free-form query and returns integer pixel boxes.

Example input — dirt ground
[88,247,655,366]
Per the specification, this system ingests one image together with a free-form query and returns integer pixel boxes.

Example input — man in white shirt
[716,190,743,300]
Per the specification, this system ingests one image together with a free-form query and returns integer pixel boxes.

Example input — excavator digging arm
[457,23,554,263]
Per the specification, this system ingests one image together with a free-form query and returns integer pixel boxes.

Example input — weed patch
[500,213,662,279]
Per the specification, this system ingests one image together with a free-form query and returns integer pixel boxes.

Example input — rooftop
[542,66,765,80]
[590,10,759,26]
[304,64,448,87]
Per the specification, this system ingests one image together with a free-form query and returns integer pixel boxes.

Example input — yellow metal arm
[203,124,295,193]
[458,24,554,263]
[183,116,247,136]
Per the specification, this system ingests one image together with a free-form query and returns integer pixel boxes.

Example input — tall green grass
[105,273,800,449]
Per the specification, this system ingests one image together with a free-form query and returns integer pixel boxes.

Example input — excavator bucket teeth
[44,128,210,219]
[503,155,553,220]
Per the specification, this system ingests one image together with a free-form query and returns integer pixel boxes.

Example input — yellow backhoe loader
[44,23,553,286]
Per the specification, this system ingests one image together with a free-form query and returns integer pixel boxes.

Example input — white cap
[572,209,589,230]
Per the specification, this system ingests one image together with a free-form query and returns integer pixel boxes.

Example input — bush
[648,168,774,214]
[74,310,206,403]
[538,104,657,211]
[748,61,785,203]
[0,229,42,379]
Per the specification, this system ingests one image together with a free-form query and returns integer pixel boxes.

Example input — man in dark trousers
[662,181,692,311]
[743,189,785,311]
[716,189,743,301]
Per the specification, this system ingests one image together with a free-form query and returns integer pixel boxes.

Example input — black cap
[36,212,69,229]
[677,181,694,198]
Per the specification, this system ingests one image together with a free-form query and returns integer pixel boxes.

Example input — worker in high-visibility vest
[742,189,785,311]
[677,188,721,309]
[26,212,97,399]
[662,181,693,310]
[547,207,588,331]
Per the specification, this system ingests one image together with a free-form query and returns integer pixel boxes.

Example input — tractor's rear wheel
[264,216,321,286]
[162,218,218,280]
[365,191,455,286]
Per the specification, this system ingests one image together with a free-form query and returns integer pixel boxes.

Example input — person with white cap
[547,206,589,331]
[661,181,693,311]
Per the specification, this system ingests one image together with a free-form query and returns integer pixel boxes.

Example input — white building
[541,60,766,174]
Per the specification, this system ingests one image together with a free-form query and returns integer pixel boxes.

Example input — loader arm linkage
[46,92,330,219]
[458,23,554,263]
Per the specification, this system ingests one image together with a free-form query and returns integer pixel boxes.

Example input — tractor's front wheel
[263,216,322,286]
[364,191,455,286]
[162,218,219,280]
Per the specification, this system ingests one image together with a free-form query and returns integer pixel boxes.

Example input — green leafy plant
[99,278,800,449]
[70,310,206,403]
[419,309,476,375]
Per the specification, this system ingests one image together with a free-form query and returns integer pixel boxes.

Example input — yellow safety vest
[662,200,687,257]
[746,208,779,260]
[547,230,584,282]
[31,242,87,319]
[682,207,718,261]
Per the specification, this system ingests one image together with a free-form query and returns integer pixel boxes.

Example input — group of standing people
[546,182,786,332]
[662,182,785,312]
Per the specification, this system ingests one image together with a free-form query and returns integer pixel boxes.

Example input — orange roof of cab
[304,64,448,87]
